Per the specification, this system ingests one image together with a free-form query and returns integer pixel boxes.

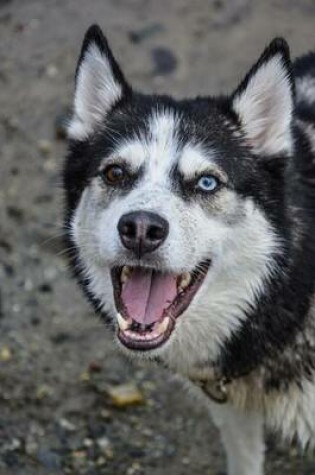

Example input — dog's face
[64,26,294,372]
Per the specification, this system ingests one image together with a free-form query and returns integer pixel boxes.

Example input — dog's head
[64,25,293,372]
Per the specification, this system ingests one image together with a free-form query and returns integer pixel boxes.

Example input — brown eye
[103,164,126,185]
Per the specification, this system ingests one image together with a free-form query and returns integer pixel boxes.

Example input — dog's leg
[209,403,264,475]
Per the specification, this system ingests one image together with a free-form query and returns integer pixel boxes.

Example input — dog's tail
[294,51,315,123]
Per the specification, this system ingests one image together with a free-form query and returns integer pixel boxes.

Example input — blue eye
[197,175,219,192]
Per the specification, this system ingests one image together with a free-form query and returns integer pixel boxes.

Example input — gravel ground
[1,0,315,474]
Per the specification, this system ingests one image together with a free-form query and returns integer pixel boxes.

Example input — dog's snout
[118,211,169,257]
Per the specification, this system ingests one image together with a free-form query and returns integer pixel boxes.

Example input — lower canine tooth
[179,272,191,290]
[121,266,132,284]
[156,317,170,334]
[117,312,129,331]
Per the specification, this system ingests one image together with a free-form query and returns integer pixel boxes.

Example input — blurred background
[0,0,315,474]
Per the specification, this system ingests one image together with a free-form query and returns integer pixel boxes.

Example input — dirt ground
[1,0,315,474]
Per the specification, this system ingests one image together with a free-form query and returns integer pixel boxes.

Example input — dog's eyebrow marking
[179,145,228,183]
[113,140,147,171]
[109,109,180,183]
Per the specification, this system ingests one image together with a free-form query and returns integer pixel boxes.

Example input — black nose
[118,211,169,257]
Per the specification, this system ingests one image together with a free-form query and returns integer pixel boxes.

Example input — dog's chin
[110,260,211,353]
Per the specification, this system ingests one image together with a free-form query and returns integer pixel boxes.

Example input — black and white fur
[63,25,315,474]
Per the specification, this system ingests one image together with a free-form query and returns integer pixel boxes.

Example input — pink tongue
[121,268,178,325]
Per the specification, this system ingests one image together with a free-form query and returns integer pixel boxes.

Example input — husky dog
[63,24,315,474]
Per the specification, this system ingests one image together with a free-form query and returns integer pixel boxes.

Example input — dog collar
[192,376,230,404]
[156,357,230,404]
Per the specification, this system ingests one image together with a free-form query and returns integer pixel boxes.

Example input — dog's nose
[118,211,169,257]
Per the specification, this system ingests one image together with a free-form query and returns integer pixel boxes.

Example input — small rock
[128,24,164,43]
[35,384,53,400]
[1,115,20,134]
[142,380,156,391]
[38,282,52,293]
[24,278,34,291]
[37,449,61,470]
[0,346,12,362]
[45,64,59,78]
[6,205,24,222]
[2,438,21,452]
[44,267,58,280]
[88,360,102,373]
[210,0,250,27]
[0,238,12,252]
[142,427,153,437]
[151,47,177,76]
[72,450,86,458]
[25,438,38,456]
[100,409,112,421]
[58,418,76,432]
[30,315,41,326]
[79,371,90,382]
[11,438,21,451]
[66,434,82,452]
[83,438,93,448]
[4,263,14,276]
[71,449,87,469]
[96,456,107,467]
[128,447,145,458]
[107,383,145,407]
[42,158,57,172]
[127,462,142,475]
[50,331,70,344]
[96,436,113,458]
[3,451,19,467]
[38,139,52,155]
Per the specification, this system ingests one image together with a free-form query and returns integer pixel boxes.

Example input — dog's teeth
[179,272,191,290]
[156,317,170,335]
[117,312,129,331]
[121,266,132,284]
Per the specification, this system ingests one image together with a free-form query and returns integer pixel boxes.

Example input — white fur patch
[68,43,123,140]
[179,144,228,183]
[264,378,315,448]
[209,403,264,475]
[143,109,180,182]
[296,76,315,105]
[226,371,315,450]
[233,54,293,156]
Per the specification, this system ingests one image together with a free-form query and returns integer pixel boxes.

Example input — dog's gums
[111,261,211,350]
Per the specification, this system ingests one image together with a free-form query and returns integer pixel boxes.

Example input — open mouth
[111,260,210,351]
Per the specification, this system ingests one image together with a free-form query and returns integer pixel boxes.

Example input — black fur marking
[294,51,315,79]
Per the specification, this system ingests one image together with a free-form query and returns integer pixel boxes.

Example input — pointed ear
[68,25,131,140]
[231,38,294,156]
